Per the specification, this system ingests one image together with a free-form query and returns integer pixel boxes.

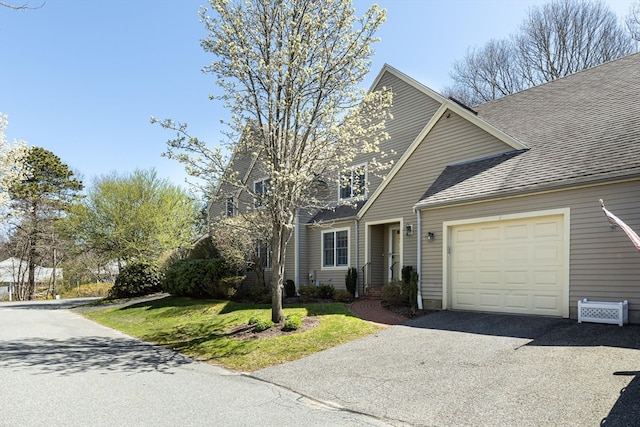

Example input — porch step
[363,286,384,298]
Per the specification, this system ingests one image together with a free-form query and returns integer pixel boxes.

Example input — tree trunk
[270,222,289,323]
[27,251,35,300]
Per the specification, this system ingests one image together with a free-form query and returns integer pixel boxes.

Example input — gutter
[415,207,424,310]
[295,209,300,290]
[355,219,359,299]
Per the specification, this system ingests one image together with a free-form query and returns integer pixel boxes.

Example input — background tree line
[1,115,200,300]
[444,0,640,106]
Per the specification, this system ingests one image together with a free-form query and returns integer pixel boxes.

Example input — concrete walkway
[349,298,409,326]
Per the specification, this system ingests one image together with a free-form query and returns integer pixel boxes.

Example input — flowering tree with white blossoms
[0,113,29,224]
[154,0,392,322]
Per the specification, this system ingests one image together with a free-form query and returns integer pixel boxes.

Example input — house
[210,52,640,322]
[0,257,63,298]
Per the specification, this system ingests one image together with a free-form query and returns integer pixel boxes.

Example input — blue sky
[0,0,635,191]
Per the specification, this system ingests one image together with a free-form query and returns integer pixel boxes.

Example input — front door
[388,226,401,282]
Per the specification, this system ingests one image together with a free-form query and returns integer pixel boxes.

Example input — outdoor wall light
[405,224,413,236]
[427,232,435,242]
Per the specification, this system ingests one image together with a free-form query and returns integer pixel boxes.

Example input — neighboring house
[0,257,63,298]
[210,52,640,322]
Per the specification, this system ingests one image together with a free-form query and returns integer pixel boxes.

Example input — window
[322,229,349,268]
[258,241,272,269]
[339,165,366,200]
[225,197,234,217]
[254,177,270,208]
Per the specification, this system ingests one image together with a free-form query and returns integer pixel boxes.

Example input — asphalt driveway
[253,311,640,426]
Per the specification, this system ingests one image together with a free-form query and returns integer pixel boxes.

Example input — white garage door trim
[442,208,570,318]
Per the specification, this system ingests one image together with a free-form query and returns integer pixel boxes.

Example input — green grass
[83,296,382,371]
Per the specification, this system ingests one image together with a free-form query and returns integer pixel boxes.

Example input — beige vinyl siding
[359,110,517,280]
[328,71,442,205]
[208,146,263,220]
[420,180,640,321]
[307,220,356,289]
[283,209,315,286]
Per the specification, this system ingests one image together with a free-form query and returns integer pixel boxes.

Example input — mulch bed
[381,301,438,319]
[226,316,321,340]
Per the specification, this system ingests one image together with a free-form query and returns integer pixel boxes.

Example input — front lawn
[83,296,382,371]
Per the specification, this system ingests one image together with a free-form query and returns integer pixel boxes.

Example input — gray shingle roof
[417,52,640,208]
[308,200,366,224]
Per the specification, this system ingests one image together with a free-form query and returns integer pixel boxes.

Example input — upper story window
[254,177,270,208]
[225,197,234,217]
[339,164,366,200]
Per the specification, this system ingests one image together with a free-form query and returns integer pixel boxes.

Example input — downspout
[415,207,424,310]
[354,218,359,299]
[295,209,300,291]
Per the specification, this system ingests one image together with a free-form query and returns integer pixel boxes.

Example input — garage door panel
[534,221,561,237]
[479,227,500,241]
[478,293,501,308]
[533,295,561,312]
[505,246,529,262]
[450,214,565,317]
[504,294,528,310]
[505,224,528,239]
[454,292,477,307]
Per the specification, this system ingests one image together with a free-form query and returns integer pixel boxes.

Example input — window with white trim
[254,177,270,208]
[225,197,234,217]
[339,164,366,200]
[322,229,349,268]
[257,240,272,269]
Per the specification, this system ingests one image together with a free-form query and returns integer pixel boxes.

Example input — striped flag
[600,199,640,252]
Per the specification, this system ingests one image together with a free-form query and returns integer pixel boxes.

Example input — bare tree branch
[0,1,45,10]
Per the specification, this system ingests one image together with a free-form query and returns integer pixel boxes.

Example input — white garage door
[450,214,565,316]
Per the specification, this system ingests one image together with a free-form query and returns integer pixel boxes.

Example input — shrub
[188,236,220,260]
[345,267,357,296]
[249,283,271,304]
[401,265,413,285]
[253,318,274,332]
[219,276,245,299]
[382,281,404,306]
[109,261,162,299]
[316,284,335,300]
[248,315,260,325]
[284,279,296,298]
[282,314,302,331]
[298,284,317,302]
[403,271,419,314]
[161,258,232,298]
[333,289,353,303]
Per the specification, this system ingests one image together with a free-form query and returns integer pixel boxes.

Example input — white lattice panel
[578,299,628,326]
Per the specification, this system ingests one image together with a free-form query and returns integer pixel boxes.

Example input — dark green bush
[109,261,162,299]
[401,265,413,285]
[188,236,220,260]
[253,318,274,332]
[298,284,317,302]
[282,314,302,331]
[317,284,335,300]
[161,258,232,298]
[345,267,357,296]
[403,271,419,314]
[284,279,296,298]
[249,283,271,303]
[382,281,404,306]
[333,289,353,303]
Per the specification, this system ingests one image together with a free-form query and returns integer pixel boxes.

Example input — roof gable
[416,52,640,209]
[358,99,528,218]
